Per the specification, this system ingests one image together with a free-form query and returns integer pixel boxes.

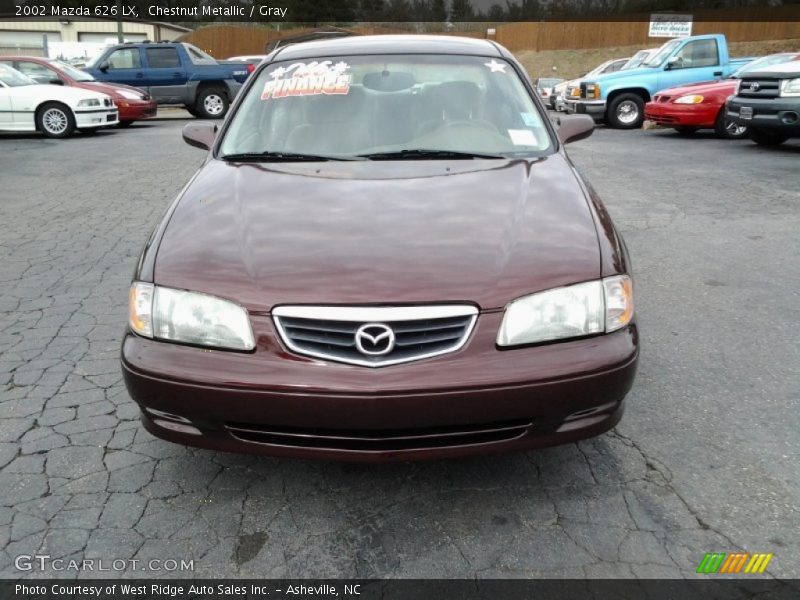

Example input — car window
[107,48,142,70]
[643,39,681,68]
[52,60,95,82]
[220,54,553,159]
[146,47,181,69]
[670,39,719,70]
[604,60,628,73]
[185,44,217,65]
[14,61,54,82]
[0,63,36,87]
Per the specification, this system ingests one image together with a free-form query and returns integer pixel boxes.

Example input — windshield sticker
[520,112,538,127]
[261,61,351,100]
[508,129,537,146]
[484,59,507,73]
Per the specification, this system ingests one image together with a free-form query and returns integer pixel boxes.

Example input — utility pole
[116,0,124,43]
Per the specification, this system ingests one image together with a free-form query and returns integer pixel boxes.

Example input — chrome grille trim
[272,305,478,367]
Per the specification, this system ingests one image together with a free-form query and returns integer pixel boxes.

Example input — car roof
[271,35,506,61]
[0,56,51,62]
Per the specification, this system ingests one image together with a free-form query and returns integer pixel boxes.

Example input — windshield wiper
[357,149,506,160]
[220,151,360,162]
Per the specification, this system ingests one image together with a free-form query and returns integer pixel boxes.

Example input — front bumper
[565,99,606,119]
[121,312,639,462]
[726,96,800,135]
[117,99,157,122]
[75,108,118,128]
[645,101,720,128]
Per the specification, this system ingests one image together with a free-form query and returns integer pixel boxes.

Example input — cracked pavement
[0,119,798,579]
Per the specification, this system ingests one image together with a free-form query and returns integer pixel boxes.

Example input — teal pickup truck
[566,34,754,129]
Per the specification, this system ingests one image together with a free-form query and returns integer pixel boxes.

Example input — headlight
[780,78,800,97]
[129,282,255,351]
[77,98,100,107]
[116,89,142,100]
[496,275,633,347]
[585,84,600,99]
[674,94,704,104]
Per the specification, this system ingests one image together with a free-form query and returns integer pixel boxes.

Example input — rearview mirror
[555,114,594,144]
[98,61,109,72]
[182,122,217,150]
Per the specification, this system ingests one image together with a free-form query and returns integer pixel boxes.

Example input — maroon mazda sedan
[122,35,638,462]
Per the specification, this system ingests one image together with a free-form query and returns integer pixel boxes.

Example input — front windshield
[643,40,681,68]
[220,54,553,159]
[623,50,650,70]
[0,64,36,87]
[53,60,95,82]
[732,54,797,78]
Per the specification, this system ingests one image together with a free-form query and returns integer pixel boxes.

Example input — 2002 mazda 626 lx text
[121,35,638,462]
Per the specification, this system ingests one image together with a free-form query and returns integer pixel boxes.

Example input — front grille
[272,305,478,367]
[738,78,781,99]
[658,95,671,103]
[225,419,532,452]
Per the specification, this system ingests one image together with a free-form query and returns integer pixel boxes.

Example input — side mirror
[182,122,217,150]
[98,61,109,72]
[49,78,64,86]
[556,114,595,144]
[665,56,680,71]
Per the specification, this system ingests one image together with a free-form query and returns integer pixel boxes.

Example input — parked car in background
[727,60,800,146]
[0,64,118,137]
[566,34,754,129]
[552,79,570,110]
[0,55,156,127]
[535,77,564,106]
[559,58,629,111]
[646,53,800,139]
[84,42,251,119]
[122,35,637,462]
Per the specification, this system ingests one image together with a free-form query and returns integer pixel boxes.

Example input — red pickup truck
[645,52,800,138]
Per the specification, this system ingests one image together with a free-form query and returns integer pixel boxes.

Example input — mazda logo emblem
[748,82,760,92]
[355,323,396,356]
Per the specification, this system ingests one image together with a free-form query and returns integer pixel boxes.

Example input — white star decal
[269,67,287,80]
[484,59,507,73]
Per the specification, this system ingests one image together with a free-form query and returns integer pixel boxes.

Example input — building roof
[271,35,504,61]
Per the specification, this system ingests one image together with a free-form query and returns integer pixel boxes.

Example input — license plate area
[739,106,753,120]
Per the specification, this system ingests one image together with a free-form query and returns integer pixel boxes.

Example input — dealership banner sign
[649,13,694,38]
[5,579,795,600]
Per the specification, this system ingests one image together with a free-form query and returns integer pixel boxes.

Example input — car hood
[154,155,601,312]
[76,80,146,98]
[658,79,738,97]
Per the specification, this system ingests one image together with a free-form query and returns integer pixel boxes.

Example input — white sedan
[0,64,118,138]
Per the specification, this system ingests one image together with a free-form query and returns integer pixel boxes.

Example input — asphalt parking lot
[0,118,798,580]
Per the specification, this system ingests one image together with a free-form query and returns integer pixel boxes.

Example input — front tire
[714,111,748,139]
[607,93,645,129]
[36,102,76,138]
[195,88,229,119]
[748,128,787,147]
